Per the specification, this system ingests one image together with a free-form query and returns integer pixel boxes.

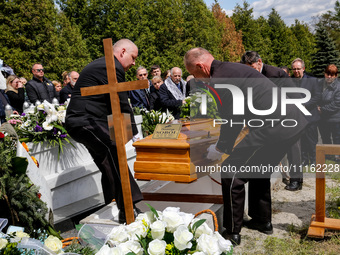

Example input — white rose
[126,221,148,241]
[213,231,233,253]
[110,246,124,255]
[44,235,63,254]
[15,231,30,238]
[0,238,8,249]
[162,210,183,233]
[150,220,166,240]
[178,212,194,227]
[196,233,221,255]
[147,239,167,255]
[192,252,205,255]
[108,225,129,245]
[191,218,213,238]
[42,121,53,131]
[173,225,193,251]
[118,240,143,255]
[135,211,155,226]
[96,244,123,255]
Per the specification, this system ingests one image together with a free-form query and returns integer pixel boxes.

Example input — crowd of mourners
[0,55,339,166]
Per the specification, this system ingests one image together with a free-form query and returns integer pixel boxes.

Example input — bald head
[113,39,138,71]
[170,67,182,84]
[184,47,214,78]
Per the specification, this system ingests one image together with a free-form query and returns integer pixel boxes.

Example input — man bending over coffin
[184,47,308,245]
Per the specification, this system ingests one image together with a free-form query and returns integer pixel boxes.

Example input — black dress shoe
[118,206,142,224]
[285,181,302,191]
[282,178,290,185]
[222,230,241,246]
[243,219,273,234]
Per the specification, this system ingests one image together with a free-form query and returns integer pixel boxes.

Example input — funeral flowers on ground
[7,100,72,155]
[96,205,233,255]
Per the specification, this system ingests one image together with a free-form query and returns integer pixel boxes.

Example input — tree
[231,1,272,60]
[266,9,296,67]
[212,2,244,62]
[0,0,90,80]
[289,20,316,73]
[57,0,222,79]
[311,23,340,77]
[314,1,340,52]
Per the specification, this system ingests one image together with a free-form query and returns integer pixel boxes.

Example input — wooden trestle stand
[307,144,340,238]
[80,38,148,224]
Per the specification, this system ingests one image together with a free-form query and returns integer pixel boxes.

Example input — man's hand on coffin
[206,143,224,161]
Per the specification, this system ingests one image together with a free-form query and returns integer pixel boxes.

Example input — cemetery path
[233,173,338,254]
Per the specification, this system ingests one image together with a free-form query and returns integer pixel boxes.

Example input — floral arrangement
[96,204,233,255]
[7,100,73,155]
[140,109,175,137]
[180,90,220,119]
[0,228,95,254]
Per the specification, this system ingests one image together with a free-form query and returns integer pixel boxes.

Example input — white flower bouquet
[96,204,233,255]
[140,110,175,136]
[7,100,73,156]
[180,90,220,119]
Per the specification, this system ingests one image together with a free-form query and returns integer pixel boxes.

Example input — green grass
[260,168,340,255]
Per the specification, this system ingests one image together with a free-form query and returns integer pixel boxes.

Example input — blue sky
[203,0,337,26]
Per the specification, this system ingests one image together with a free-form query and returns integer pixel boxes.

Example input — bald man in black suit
[184,48,308,245]
[65,39,143,224]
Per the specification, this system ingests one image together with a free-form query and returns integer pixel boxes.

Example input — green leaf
[11,156,28,175]
[192,219,206,233]
[145,203,159,219]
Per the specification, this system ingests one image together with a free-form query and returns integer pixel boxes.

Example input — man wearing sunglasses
[26,63,57,104]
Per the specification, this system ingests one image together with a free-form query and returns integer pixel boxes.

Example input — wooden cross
[80,38,148,224]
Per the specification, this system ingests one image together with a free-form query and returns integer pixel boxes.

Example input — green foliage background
[1,0,340,81]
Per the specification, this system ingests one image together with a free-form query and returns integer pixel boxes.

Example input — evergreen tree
[316,0,340,52]
[266,9,295,67]
[231,1,272,60]
[311,23,340,77]
[0,0,90,80]
[289,19,316,73]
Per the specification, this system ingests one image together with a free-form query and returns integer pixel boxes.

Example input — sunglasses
[34,69,45,72]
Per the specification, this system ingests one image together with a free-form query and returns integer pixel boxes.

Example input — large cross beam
[81,38,148,224]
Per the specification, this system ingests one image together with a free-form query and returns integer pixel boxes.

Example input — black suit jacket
[59,83,74,104]
[209,60,308,154]
[65,57,138,135]
[261,64,301,99]
[158,83,183,119]
[291,74,322,123]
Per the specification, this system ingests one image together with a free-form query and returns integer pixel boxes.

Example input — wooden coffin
[133,119,223,183]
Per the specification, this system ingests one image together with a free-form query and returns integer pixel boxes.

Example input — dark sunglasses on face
[34,69,45,72]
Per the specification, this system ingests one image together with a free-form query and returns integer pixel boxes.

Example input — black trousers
[221,132,302,234]
[286,139,303,183]
[301,122,318,164]
[67,122,143,210]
